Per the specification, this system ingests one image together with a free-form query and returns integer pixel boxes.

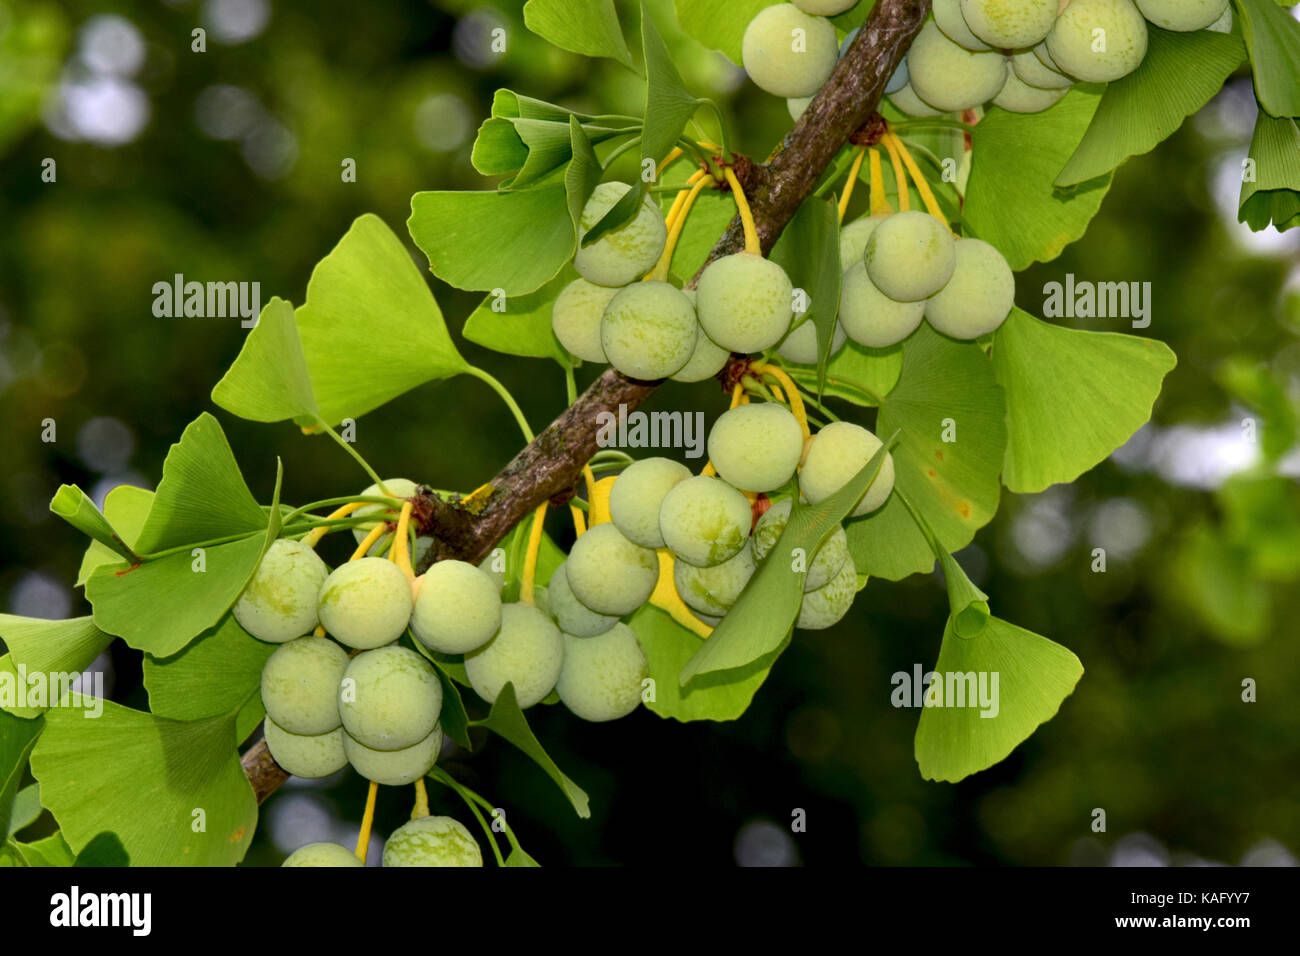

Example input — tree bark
[242,0,931,803]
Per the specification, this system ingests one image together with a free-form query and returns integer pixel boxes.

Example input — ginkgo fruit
[960,0,1058,49]
[839,260,926,348]
[344,725,442,786]
[1047,0,1148,83]
[233,538,329,644]
[707,403,804,493]
[777,317,847,365]
[382,816,483,867]
[751,498,850,592]
[695,253,795,354]
[600,280,698,381]
[574,182,667,288]
[1011,49,1073,90]
[924,237,1016,339]
[889,83,945,118]
[993,70,1069,113]
[796,560,858,630]
[547,562,619,638]
[565,522,659,615]
[865,211,956,303]
[839,214,888,270]
[799,421,896,517]
[671,323,731,383]
[552,278,618,363]
[351,478,434,564]
[338,646,442,751]
[933,0,993,50]
[555,623,649,722]
[317,556,413,650]
[741,4,839,98]
[464,602,565,708]
[673,542,756,616]
[263,718,347,779]
[609,456,692,549]
[260,635,349,735]
[411,559,502,654]
[792,0,856,15]
[282,843,362,867]
[658,475,753,567]
[906,20,1008,113]
[1135,0,1228,32]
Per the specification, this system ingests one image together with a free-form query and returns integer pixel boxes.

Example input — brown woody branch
[241,0,931,803]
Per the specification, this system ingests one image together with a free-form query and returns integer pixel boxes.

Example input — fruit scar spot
[230,827,246,843]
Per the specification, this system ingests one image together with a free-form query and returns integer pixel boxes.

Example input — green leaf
[914,615,1083,782]
[76,485,153,587]
[210,297,318,424]
[1237,0,1300,118]
[1057,27,1246,186]
[681,435,896,682]
[1216,357,1298,462]
[582,179,648,248]
[74,831,131,866]
[523,0,633,68]
[462,270,571,363]
[629,605,780,721]
[1218,474,1300,581]
[565,116,603,228]
[674,0,774,65]
[31,701,257,866]
[992,309,1176,494]
[469,683,590,818]
[7,783,41,837]
[506,845,542,867]
[964,88,1112,270]
[48,485,137,564]
[298,214,468,426]
[640,3,701,171]
[783,341,903,407]
[1239,112,1300,231]
[144,616,275,743]
[11,831,75,867]
[0,711,42,839]
[770,197,842,393]
[1169,527,1270,646]
[846,325,1006,581]
[0,616,112,718]
[471,91,630,187]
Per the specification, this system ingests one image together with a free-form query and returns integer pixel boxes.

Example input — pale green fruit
[741,3,839,98]
[839,214,888,269]
[777,317,847,365]
[799,421,896,516]
[889,83,945,117]
[317,556,414,650]
[552,278,618,363]
[752,498,850,592]
[1011,49,1073,89]
[383,816,482,868]
[793,0,856,14]
[547,563,619,638]
[674,542,756,616]
[961,0,1058,48]
[907,21,1008,112]
[659,475,753,567]
[865,211,957,302]
[787,96,813,120]
[345,726,441,786]
[1033,37,1062,68]
[565,523,659,615]
[696,253,794,354]
[924,237,1015,339]
[351,479,433,563]
[411,560,502,654]
[233,539,329,644]
[339,646,442,751]
[708,402,804,492]
[934,0,993,50]
[993,69,1069,112]
[796,560,858,629]
[839,260,926,348]
[600,280,698,380]
[264,718,347,779]
[1207,7,1232,33]
[1135,0,1228,32]
[260,636,349,735]
[283,843,362,867]
[574,182,667,288]
[465,603,565,708]
[556,623,648,722]
[610,457,692,548]
[478,552,506,593]
[1047,0,1148,83]
[671,323,730,384]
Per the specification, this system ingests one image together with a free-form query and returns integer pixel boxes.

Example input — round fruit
[924,237,1016,339]
[993,70,1068,112]
[574,182,667,288]
[283,843,362,867]
[317,557,414,650]
[1207,7,1232,33]
[907,21,1008,113]
[338,646,442,751]
[465,602,565,708]
[1012,49,1073,89]
[787,96,813,120]
[672,323,731,383]
[552,278,617,363]
[777,317,847,365]
[264,718,347,779]
[600,280,698,380]
[707,402,804,492]
[799,421,896,517]
[260,636,349,735]
[674,543,756,616]
[961,0,1058,49]
[1047,0,1148,83]
[556,623,648,722]
[865,211,957,302]
[792,0,856,14]
[839,260,926,349]
[1135,0,1228,32]
[885,58,910,94]
[741,4,839,98]
[889,83,946,117]
[696,253,795,354]
[796,560,858,629]
[383,816,482,868]
[345,726,441,786]
[934,0,993,50]
[233,538,329,644]
[659,475,753,567]
[411,560,502,654]
[752,498,850,592]
[548,562,619,638]
[610,457,692,548]
[839,214,888,269]
[352,479,432,563]
[565,523,659,615]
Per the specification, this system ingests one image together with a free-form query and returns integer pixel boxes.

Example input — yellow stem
[412,778,430,820]
[650,171,714,282]
[570,503,587,538]
[752,362,810,440]
[868,148,892,217]
[649,550,715,639]
[880,134,910,212]
[837,146,867,224]
[355,780,378,862]
[313,624,326,638]
[884,132,947,225]
[519,502,548,604]
[461,482,494,514]
[303,501,365,549]
[582,465,598,506]
[350,523,387,561]
[657,146,684,178]
[390,500,415,582]
[722,166,761,256]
